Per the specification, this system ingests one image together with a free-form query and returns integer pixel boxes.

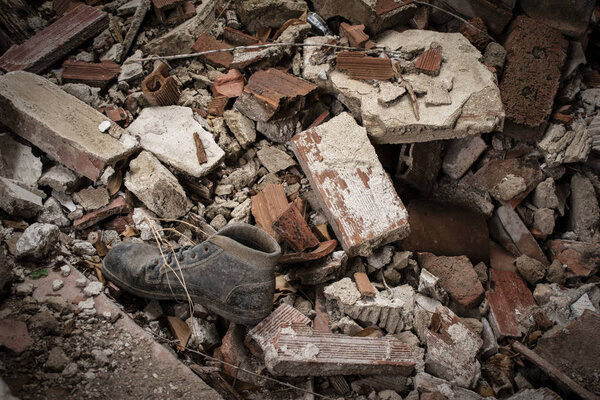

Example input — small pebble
[98,120,111,132]
[52,279,64,291]
[60,265,71,277]
[83,281,103,297]
[75,278,87,288]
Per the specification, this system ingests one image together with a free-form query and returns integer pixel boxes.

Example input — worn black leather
[101,223,281,325]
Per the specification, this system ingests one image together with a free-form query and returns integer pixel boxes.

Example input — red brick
[0,5,108,73]
[339,23,369,48]
[212,69,245,98]
[207,96,228,116]
[487,269,536,339]
[191,33,233,68]
[459,17,489,51]
[354,272,376,298]
[272,202,319,252]
[141,63,180,106]
[251,183,288,239]
[278,239,338,264]
[415,48,442,76]
[547,240,600,278]
[74,196,129,230]
[336,52,395,80]
[62,60,120,88]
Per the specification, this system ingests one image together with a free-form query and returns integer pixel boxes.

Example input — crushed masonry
[191,33,234,68]
[141,62,180,106]
[62,60,121,88]
[151,0,196,25]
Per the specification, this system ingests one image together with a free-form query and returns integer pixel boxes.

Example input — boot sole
[101,263,270,325]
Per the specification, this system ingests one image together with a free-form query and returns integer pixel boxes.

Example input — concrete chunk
[442,135,487,179]
[0,177,43,218]
[0,133,42,188]
[569,174,600,243]
[290,113,409,257]
[0,72,138,182]
[127,106,224,178]
[538,122,591,167]
[124,151,191,219]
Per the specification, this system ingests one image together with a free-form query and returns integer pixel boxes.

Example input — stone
[234,0,307,33]
[124,151,191,219]
[73,186,110,211]
[532,178,559,209]
[118,50,144,82]
[569,174,600,243]
[29,311,59,334]
[570,294,596,318]
[52,279,64,291]
[223,109,256,149]
[187,317,220,350]
[143,299,163,321]
[0,72,137,182]
[582,88,600,116]
[38,197,70,227]
[431,178,495,217]
[61,83,102,108]
[38,165,78,193]
[483,42,506,73]
[0,133,42,187]
[499,16,568,141]
[127,106,224,178]
[417,253,485,312]
[538,122,591,167]
[547,240,600,278]
[535,283,600,327]
[366,246,395,270]
[15,283,34,297]
[256,145,296,174]
[516,255,546,285]
[324,278,415,334]
[493,174,527,202]
[45,347,69,372]
[442,135,487,179]
[414,372,485,400]
[210,214,227,230]
[533,208,555,236]
[290,113,409,257]
[481,317,498,359]
[15,223,59,259]
[83,281,103,297]
[60,265,71,277]
[418,268,449,305]
[132,207,162,241]
[0,319,32,353]
[311,0,415,34]
[0,177,43,218]
[519,0,595,37]
[545,260,565,285]
[303,30,504,144]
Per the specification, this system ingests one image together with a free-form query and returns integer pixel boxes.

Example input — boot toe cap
[102,242,160,285]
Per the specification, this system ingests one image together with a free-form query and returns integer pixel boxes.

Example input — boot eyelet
[203,246,209,253]
[190,253,196,259]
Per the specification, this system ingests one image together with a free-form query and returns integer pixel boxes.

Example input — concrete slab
[0,72,138,182]
[0,133,42,188]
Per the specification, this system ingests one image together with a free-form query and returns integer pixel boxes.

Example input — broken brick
[141,62,180,106]
[489,241,517,272]
[339,23,370,48]
[547,240,600,278]
[207,96,228,116]
[62,60,121,88]
[459,17,489,51]
[53,0,83,17]
[442,135,487,180]
[212,69,245,98]
[74,196,129,230]
[417,253,485,311]
[264,323,415,376]
[415,48,442,76]
[251,183,289,239]
[167,316,191,351]
[487,268,536,339]
[335,52,395,80]
[191,33,234,68]
[291,113,409,257]
[278,240,337,264]
[272,202,319,253]
[288,251,347,285]
[499,16,568,141]
[245,304,311,357]
[0,5,109,73]
[401,200,489,265]
[235,68,317,123]
[223,26,260,46]
[0,72,137,182]
[0,319,32,353]
[354,272,377,298]
[151,0,196,25]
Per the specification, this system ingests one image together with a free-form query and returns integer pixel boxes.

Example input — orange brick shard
[62,60,121,88]
[336,52,395,80]
[251,183,289,238]
[354,272,376,298]
[415,48,442,76]
[212,69,245,98]
[272,202,319,252]
[207,96,228,116]
[141,63,180,106]
[191,33,233,68]
[339,23,369,48]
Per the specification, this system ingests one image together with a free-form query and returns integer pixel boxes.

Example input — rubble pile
[0,0,599,399]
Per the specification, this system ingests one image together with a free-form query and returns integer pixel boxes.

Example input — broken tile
[442,135,487,179]
[291,113,409,257]
[401,200,489,265]
[251,183,288,238]
[127,106,224,178]
[264,323,415,376]
[73,196,129,230]
[191,33,233,68]
[487,269,536,339]
[417,253,485,312]
[336,52,395,80]
[303,30,504,144]
[212,69,245,98]
[223,27,260,46]
[415,48,442,76]
[62,60,121,88]
[354,272,376,298]
[273,202,319,252]
[339,23,369,48]
[499,16,568,141]
[0,72,138,182]
[124,151,191,219]
[0,5,109,73]
[141,62,180,106]
[246,303,311,357]
[278,239,337,264]
[547,240,600,278]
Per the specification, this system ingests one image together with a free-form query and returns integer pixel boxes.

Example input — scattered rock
[83,281,103,297]
[52,279,63,291]
[73,186,110,211]
[516,255,546,285]
[45,347,69,372]
[15,223,59,259]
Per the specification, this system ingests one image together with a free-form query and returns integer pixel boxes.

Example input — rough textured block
[547,240,600,278]
[442,135,487,179]
[62,60,121,88]
[494,205,549,265]
[499,16,568,141]
[0,5,108,73]
[264,323,415,376]
[272,203,319,252]
[0,72,137,182]
[291,113,409,257]
[487,269,536,339]
[0,177,43,218]
[126,106,224,178]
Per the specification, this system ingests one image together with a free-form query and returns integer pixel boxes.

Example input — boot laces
[153,245,193,269]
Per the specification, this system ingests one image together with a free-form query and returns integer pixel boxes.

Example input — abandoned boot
[101,223,281,325]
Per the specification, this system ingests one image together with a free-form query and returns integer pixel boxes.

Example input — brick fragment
[459,17,489,51]
[167,316,190,351]
[291,113,409,257]
[246,304,311,357]
[212,69,245,98]
[53,0,82,17]
[151,0,196,24]
[288,251,347,285]
[339,23,369,48]
[0,72,137,182]
[547,240,600,278]
[74,196,129,230]
[223,27,260,46]
[141,62,180,106]
[487,269,536,339]
[207,96,228,116]
[191,33,233,68]
[272,202,319,252]
[401,200,489,264]
[417,253,484,311]
[354,272,376,298]
[62,60,121,88]
[251,183,288,239]
[278,240,338,264]
[415,48,442,76]
[0,5,108,73]
[336,52,395,80]
[442,135,487,180]
[0,319,32,353]
[264,323,415,376]
[499,16,568,141]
